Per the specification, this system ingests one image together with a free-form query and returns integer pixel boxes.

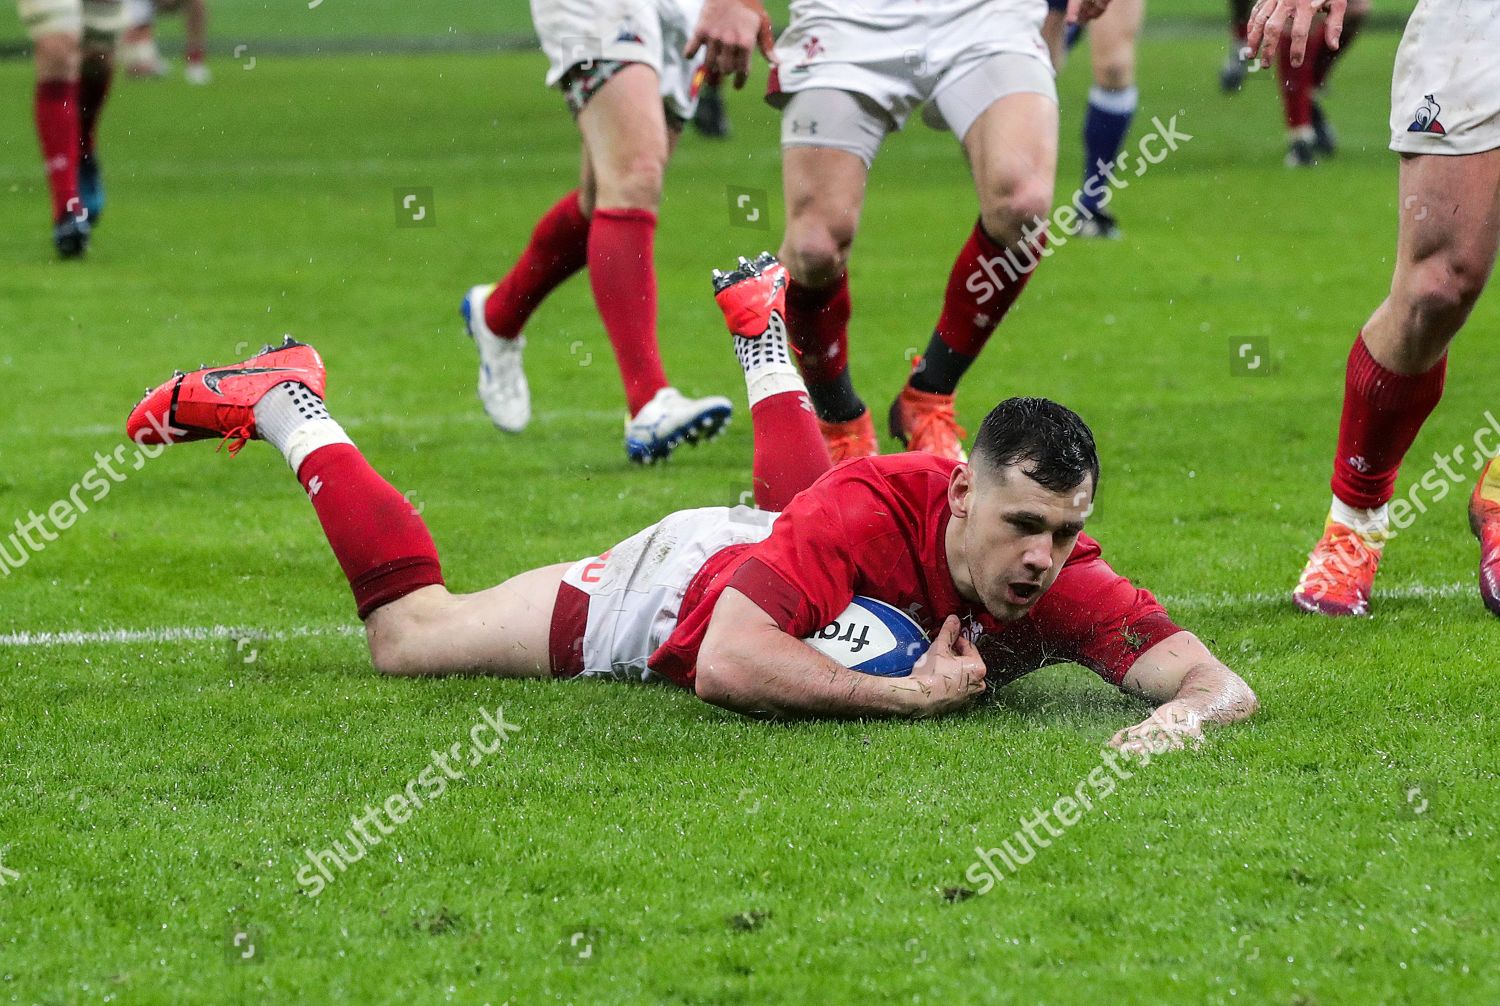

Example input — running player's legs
[1366,151,1500,372]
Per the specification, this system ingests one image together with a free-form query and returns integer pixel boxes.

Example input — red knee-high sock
[296,444,445,618]
[785,274,852,384]
[1331,333,1447,510]
[483,189,591,338]
[751,391,833,511]
[35,81,79,220]
[587,208,669,415]
[1277,35,1318,129]
[78,57,112,158]
[933,221,1044,358]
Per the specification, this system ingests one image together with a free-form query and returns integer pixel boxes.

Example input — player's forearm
[1155,662,1259,728]
[696,629,919,719]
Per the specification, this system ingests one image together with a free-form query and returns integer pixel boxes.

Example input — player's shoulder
[831,452,960,482]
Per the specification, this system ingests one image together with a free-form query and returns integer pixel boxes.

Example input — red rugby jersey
[649,454,1181,689]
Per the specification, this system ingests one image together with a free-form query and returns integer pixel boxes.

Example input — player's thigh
[779,144,871,284]
[777,91,882,283]
[1088,0,1144,88]
[576,62,670,209]
[365,563,572,678]
[1394,150,1500,298]
[961,91,1059,236]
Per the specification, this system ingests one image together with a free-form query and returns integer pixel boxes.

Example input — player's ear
[948,464,974,518]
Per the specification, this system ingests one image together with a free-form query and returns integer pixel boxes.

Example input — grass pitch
[0,15,1497,1005]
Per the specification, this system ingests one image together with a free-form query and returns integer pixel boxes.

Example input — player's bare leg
[1295,148,1500,616]
[778,141,878,461]
[894,89,1058,461]
[363,570,567,678]
[1077,0,1142,238]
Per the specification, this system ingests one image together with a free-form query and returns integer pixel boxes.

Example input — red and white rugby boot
[713,251,787,338]
[126,336,326,454]
[1292,519,1384,617]
[1469,456,1500,617]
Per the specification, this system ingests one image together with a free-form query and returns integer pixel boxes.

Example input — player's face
[951,464,1093,621]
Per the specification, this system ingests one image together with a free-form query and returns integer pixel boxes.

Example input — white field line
[0,624,360,647]
[0,581,1472,649]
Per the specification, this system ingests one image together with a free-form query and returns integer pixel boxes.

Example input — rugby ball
[804,596,930,677]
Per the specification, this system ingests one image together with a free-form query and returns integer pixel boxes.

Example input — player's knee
[980,181,1054,246]
[364,598,436,676]
[1404,251,1488,334]
[780,224,852,287]
[33,33,81,80]
[600,154,666,211]
[1094,60,1135,91]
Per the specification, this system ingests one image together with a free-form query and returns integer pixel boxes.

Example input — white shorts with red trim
[531,0,707,121]
[1390,0,1500,156]
[549,506,777,682]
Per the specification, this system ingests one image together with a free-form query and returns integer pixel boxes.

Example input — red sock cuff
[1348,334,1447,410]
[786,272,848,314]
[592,207,657,226]
[352,558,446,620]
[37,80,75,101]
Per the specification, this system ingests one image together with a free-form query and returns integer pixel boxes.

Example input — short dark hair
[970,398,1099,495]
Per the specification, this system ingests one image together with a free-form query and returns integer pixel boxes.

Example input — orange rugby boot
[819,411,879,463]
[1292,519,1384,617]
[889,361,968,462]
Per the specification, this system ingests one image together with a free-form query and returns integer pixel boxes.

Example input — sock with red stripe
[731,308,831,510]
[35,81,80,220]
[483,189,591,338]
[587,207,670,415]
[1330,333,1447,511]
[78,54,112,159]
[253,383,443,618]
[785,273,863,423]
[910,220,1044,395]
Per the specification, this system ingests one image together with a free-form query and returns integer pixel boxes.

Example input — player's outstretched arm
[684,0,775,89]
[697,591,987,719]
[1109,631,1259,757]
